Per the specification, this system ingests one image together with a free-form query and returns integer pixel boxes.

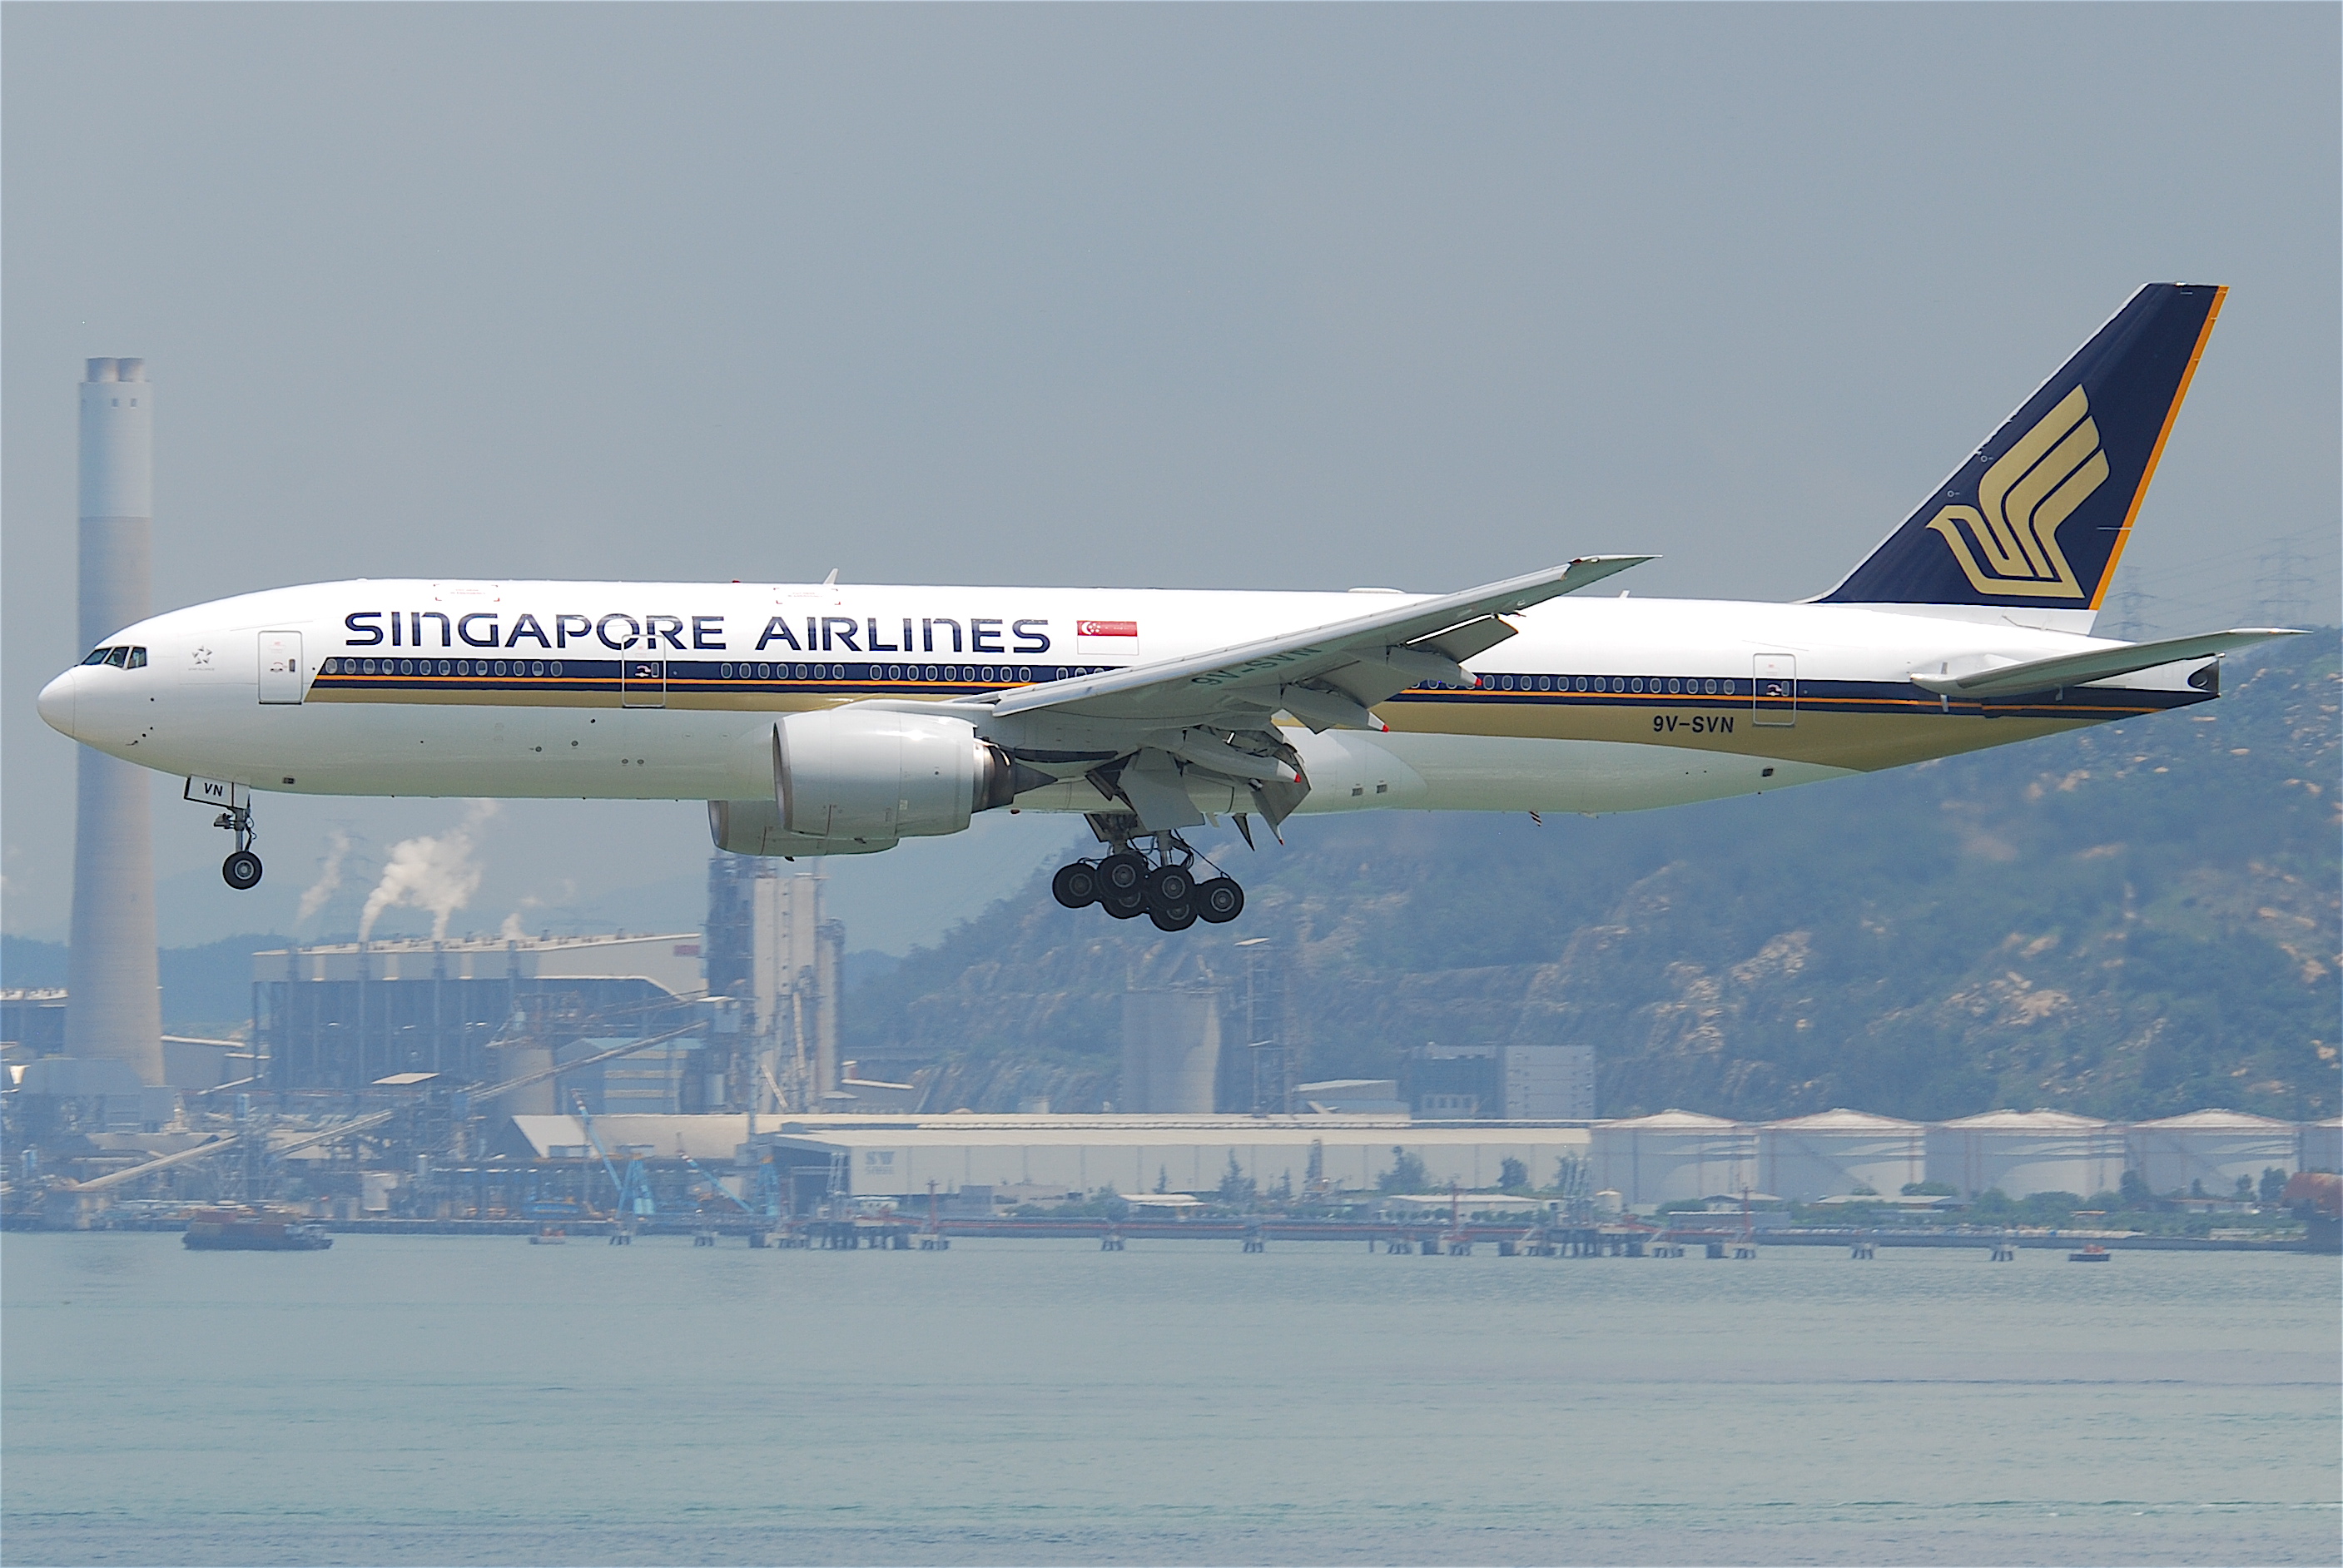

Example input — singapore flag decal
[1075,618,1139,659]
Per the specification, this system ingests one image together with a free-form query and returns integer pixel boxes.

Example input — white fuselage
[38,578,2207,826]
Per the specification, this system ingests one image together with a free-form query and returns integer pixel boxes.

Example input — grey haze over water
[3,1237,2336,1566]
[3,7,2337,954]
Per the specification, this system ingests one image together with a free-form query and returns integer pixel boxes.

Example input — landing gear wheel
[1104,891,1147,919]
[1147,901,1198,932]
[1098,852,1147,898]
[1195,877,1244,924]
[1143,863,1194,913]
[222,850,264,891]
[1052,861,1100,909]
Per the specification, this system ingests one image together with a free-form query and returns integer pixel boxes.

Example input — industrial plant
[4,355,2335,1253]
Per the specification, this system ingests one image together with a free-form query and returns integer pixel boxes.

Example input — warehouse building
[2129,1109,2301,1198]
[499,1112,1595,1205]
[1756,1109,1927,1202]
[1924,1109,2126,1199]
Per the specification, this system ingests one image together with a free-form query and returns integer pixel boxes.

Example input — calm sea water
[2,1234,2336,1566]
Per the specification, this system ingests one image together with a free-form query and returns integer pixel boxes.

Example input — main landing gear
[216,800,262,890]
[1052,834,1243,931]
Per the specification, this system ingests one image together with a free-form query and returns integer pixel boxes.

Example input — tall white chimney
[64,357,164,1085]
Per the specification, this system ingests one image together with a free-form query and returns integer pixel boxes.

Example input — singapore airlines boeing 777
[39,284,2296,929]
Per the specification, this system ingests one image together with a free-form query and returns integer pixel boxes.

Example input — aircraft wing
[946,555,1650,831]
[985,555,1651,731]
[1909,628,2301,700]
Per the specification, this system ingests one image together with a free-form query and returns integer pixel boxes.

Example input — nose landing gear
[1050,831,1243,930]
[214,801,262,890]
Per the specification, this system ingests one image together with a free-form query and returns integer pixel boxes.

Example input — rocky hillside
[845,633,2339,1123]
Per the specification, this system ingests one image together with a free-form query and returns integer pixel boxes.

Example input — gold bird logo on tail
[1926,386,2109,599]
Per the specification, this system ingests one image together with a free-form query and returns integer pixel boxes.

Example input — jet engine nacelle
[708,708,1045,857]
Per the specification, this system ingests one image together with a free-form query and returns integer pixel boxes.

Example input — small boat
[528,1225,568,1245]
[183,1207,333,1252]
[2067,1243,2111,1262]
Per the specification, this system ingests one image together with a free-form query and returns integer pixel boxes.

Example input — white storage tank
[1926,1109,2125,1199]
[1590,1109,1753,1205]
[1758,1109,1926,1201]
[1119,991,1221,1114]
[2301,1118,2343,1175]
[2129,1109,2301,1198]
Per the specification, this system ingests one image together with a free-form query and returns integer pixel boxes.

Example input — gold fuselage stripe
[309,667,2201,775]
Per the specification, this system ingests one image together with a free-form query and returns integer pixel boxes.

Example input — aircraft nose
[37,667,78,740]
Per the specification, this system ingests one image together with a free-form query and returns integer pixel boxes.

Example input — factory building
[1924,1109,2126,1199]
[499,1113,1595,1205]
[555,1035,711,1116]
[253,934,707,1091]
[1756,1109,1927,1201]
[1405,1045,1596,1121]
[1589,1109,1755,1203]
[8,1056,176,1136]
[706,856,842,1110]
[2,990,70,1059]
[2128,1109,2301,1198]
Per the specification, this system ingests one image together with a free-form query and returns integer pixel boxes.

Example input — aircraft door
[621,658,666,708]
[259,631,305,704]
[1751,653,1796,727]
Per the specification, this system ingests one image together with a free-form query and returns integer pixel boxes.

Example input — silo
[1758,1109,1926,1200]
[1119,990,1220,1113]
[63,359,162,1085]
[488,1044,557,1116]
[2301,1119,2343,1175]
[2129,1109,2299,1198]
[1589,1109,1753,1205]
[1925,1109,2124,1199]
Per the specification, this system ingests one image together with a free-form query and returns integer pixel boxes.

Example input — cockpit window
[127,647,146,667]
[78,646,146,667]
[103,647,132,667]
[82,647,112,665]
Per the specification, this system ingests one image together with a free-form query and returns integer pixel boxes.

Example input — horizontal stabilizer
[1909,628,2301,699]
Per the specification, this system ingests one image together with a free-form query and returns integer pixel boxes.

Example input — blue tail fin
[1820,284,2224,611]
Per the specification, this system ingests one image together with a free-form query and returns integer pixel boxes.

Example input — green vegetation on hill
[846,633,2339,1122]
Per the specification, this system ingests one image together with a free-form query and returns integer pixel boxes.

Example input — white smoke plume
[499,893,554,943]
[358,801,499,942]
[295,830,353,925]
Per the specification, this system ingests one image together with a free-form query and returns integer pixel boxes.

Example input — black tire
[1099,852,1147,896]
[222,850,264,891]
[1195,877,1243,924]
[1104,891,1146,920]
[1147,901,1198,931]
[1051,861,1100,909]
[1144,863,1194,912]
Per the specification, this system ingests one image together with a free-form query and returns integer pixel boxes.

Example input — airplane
[38,283,2298,931]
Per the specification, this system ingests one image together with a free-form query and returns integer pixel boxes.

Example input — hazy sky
[5,4,2336,953]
